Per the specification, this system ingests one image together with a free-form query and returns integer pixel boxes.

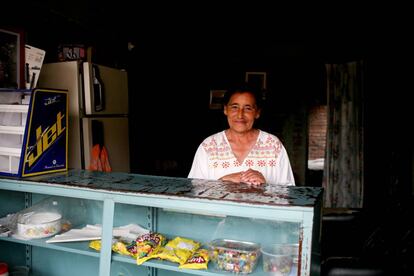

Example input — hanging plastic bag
[88,144,112,172]
[100,145,112,172]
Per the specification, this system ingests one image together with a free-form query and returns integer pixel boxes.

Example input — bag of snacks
[179,248,209,270]
[126,232,166,265]
[89,240,102,251]
[155,237,200,265]
[89,238,132,257]
[112,240,132,256]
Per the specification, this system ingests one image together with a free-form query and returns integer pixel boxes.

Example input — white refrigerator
[38,61,130,172]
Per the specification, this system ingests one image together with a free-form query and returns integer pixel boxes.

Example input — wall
[5,12,331,186]
[364,57,414,208]
[125,46,323,185]
[308,105,327,160]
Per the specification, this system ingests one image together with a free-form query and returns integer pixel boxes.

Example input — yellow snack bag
[155,237,200,265]
[179,249,209,270]
[89,240,102,251]
[126,232,166,265]
[112,240,131,256]
[89,239,131,257]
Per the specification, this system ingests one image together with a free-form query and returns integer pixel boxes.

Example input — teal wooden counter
[0,170,323,276]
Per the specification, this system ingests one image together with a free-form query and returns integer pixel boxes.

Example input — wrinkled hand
[220,169,265,186]
[240,169,266,186]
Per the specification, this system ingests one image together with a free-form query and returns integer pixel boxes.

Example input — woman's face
[224,92,260,133]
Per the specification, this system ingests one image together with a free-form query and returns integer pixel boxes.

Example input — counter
[0,169,323,276]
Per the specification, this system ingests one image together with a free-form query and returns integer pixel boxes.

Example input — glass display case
[0,170,323,276]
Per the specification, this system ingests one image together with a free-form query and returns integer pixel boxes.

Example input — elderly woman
[188,83,295,186]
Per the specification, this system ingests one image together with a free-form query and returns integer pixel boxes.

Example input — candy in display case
[208,239,261,274]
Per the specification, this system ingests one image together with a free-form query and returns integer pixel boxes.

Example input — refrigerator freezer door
[82,117,130,173]
[83,62,128,115]
[38,61,83,169]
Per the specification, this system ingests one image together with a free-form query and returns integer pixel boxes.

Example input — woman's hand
[219,169,265,186]
[219,172,243,183]
[240,169,265,186]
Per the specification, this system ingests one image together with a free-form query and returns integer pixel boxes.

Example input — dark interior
[2,2,414,275]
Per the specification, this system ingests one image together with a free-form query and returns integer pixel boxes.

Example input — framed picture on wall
[245,72,267,90]
[0,28,25,89]
[209,89,227,110]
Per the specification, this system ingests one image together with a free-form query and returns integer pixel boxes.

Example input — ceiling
[3,1,379,62]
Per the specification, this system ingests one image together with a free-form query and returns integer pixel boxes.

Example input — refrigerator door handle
[92,65,105,112]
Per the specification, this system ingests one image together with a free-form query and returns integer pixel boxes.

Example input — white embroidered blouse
[188,130,295,185]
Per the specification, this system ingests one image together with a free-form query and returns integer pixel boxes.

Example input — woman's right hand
[240,169,265,186]
[219,172,242,183]
[219,169,265,186]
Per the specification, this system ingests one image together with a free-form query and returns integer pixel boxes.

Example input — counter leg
[99,198,115,276]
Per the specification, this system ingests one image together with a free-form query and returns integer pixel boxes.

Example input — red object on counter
[0,262,8,276]
[88,144,112,172]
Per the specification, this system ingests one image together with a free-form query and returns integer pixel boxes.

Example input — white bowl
[17,212,62,239]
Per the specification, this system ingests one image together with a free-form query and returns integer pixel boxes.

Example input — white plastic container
[261,244,297,276]
[209,239,261,274]
[17,211,62,239]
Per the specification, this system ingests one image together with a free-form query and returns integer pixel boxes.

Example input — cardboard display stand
[0,88,68,177]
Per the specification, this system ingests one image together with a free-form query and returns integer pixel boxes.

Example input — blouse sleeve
[188,144,209,179]
[276,145,296,186]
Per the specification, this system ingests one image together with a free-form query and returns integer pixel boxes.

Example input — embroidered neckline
[223,130,261,165]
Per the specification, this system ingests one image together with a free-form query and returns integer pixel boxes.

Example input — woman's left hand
[240,169,266,186]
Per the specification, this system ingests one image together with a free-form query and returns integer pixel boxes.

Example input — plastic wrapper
[89,240,102,251]
[154,236,200,265]
[179,248,210,270]
[112,240,132,256]
[89,239,131,257]
[125,232,166,265]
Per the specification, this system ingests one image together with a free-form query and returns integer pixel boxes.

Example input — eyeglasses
[227,104,256,114]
